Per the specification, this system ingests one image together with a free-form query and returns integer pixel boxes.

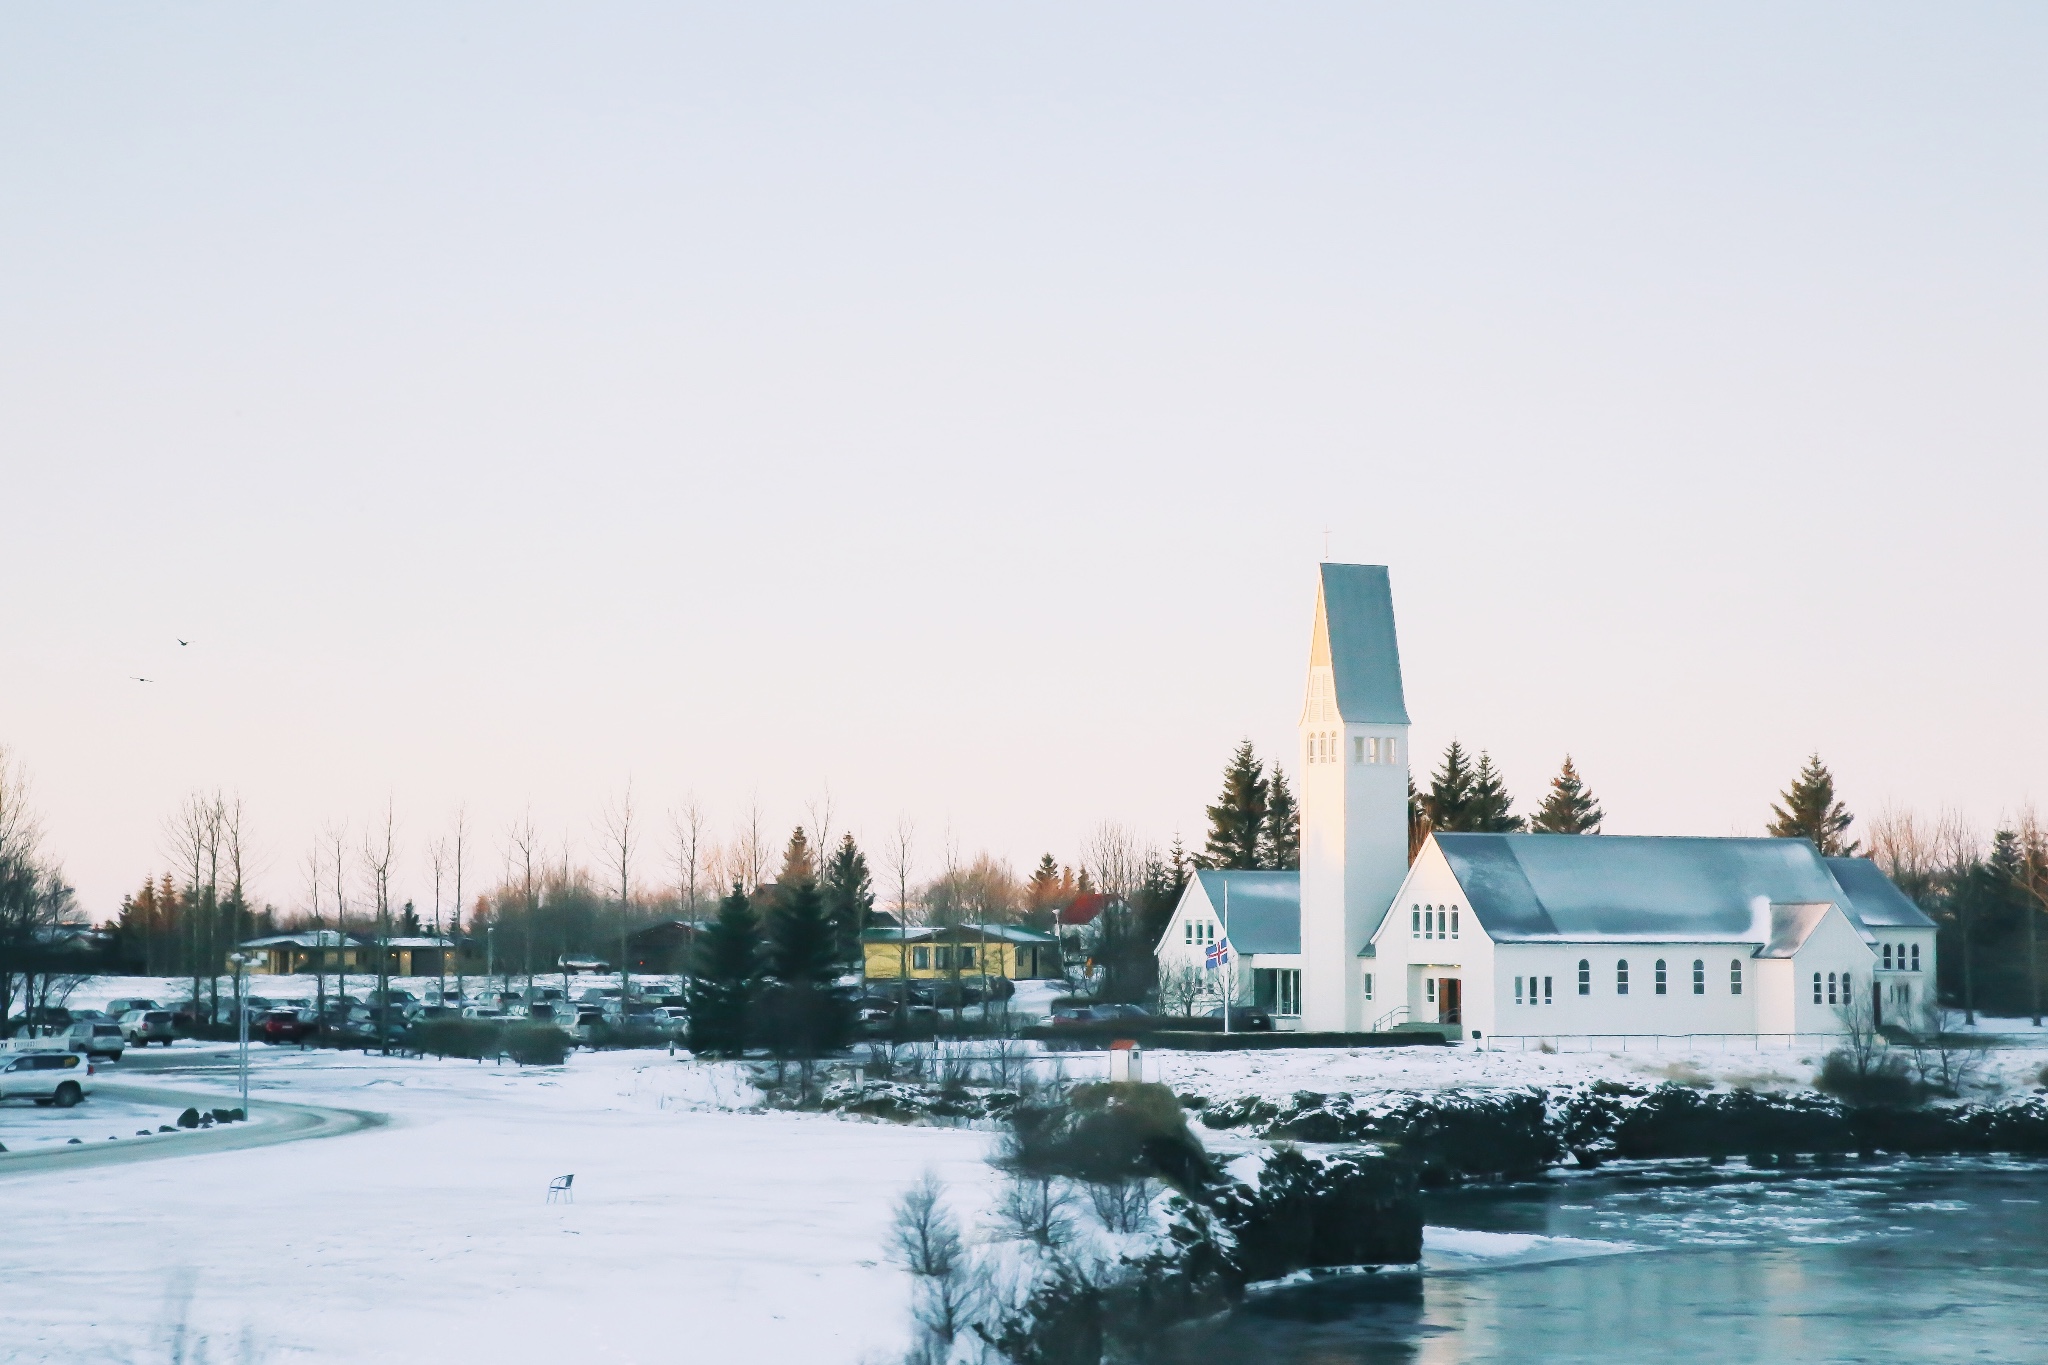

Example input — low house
[861,924,1062,984]
[235,932,367,976]
[1155,871,1306,1025]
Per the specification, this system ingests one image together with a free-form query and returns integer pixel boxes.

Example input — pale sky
[5,5,2045,918]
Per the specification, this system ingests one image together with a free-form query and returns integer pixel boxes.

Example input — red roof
[1059,894,1114,926]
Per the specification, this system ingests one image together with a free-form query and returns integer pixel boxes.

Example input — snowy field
[1,1047,1002,1364]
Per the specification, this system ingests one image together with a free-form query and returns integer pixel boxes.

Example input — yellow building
[861,925,1062,983]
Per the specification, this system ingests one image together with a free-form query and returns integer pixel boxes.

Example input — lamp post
[229,951,261,1115]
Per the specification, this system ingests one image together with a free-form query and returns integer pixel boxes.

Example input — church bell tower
[1297,564,1410,1031]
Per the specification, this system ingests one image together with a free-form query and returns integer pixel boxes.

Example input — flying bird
[131,677,153,683]
[177,639,189,646]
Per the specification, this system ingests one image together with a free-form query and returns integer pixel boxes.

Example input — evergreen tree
[1166,835,1192,904]
[1262,765,1300,869]
[1407,774,1429,863]
[398,900,423,936]
[776,827,818,887]
[1767,754,1858,855]
[1024,854,1064,915]
[1467,752,1525,833]
[1530,756,1604,834]
[688,885,762,1058]
[1201,740,1268,870]
[822,833,875,962]
[760,875,853,1058]
[1423,740,1479,833]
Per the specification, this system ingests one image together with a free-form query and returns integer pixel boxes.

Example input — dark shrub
[586,1022,666,1051]
[1006,1082,1215,1194]
[503,1024,572,1066]
[1212,1146,1422,1278]
[409,1018,503,1060]
[1817,1051,1921,1107]
[176,1107,200,1129]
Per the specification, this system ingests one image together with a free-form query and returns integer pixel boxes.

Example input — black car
[1202,1005,1273,1031]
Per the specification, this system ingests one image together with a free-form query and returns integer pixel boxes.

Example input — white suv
[0,1050,95,1107]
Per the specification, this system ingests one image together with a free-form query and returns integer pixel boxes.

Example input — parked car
[61,1021,126,1060]
[7,1006,73,1035]
[578,987,623,1004]
[103,997,162,1019]
[67,1009,112,1024]
[1047,1003,1151,1027]
[260,1008,318,1044]
[414,1004,463,1022]
[1201,1005,1274,1032]
[0,1050,94,1106]
[119,1010,177,1047]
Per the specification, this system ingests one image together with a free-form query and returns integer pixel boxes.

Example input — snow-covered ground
[0,1047,1003,1364]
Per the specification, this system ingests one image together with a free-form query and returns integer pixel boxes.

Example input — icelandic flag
[1204,939,1231,971]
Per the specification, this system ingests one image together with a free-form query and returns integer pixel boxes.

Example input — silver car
[119,1009,177,1047]
[61,1021,126,1061]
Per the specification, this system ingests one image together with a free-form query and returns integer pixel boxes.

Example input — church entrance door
[1437,977,1462,1025]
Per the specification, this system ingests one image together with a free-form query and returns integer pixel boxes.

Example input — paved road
[0,1065,386,1178]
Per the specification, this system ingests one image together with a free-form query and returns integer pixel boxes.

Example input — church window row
[1308,730,1340,764]
[1410,905,1460,940]
[1880,943,1922,972]
[1514,975,1554,1006]
[1574,957,1744,996]
[1814,971,1855,1006]
[1183,920,1217,946]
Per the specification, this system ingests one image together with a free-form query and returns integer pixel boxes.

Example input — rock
[176,1108,200,1129]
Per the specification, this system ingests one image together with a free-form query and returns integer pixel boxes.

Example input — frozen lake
[1176,1158,2048,1363]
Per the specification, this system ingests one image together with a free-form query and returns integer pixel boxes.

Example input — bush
[585,1022,666,1051]
[1817,1050,1921,1107]
[409,1018,504,1061]
[1005,1081,1214,1194]
[502,1024,572,1066]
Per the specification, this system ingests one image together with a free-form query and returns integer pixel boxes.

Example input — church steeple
[1297,564,1411,1031]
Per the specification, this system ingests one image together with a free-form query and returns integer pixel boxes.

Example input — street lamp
[228,950,262,1115]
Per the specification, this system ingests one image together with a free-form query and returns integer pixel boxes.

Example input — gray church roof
[1319,564,1409,725]
[1826,856,1938,930]
[1194,869,1301,955]
[1430,834,1930,945]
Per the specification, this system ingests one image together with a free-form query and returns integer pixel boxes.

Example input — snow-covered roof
[238,932,362,949]
[1315,564,1409,725]
[862,924,1059,945]
[1826,856,1937,930]
[1432,834,1929,945]
[1191,870,1300,955]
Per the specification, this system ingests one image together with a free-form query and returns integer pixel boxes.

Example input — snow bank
[1422,1225,1640,1270]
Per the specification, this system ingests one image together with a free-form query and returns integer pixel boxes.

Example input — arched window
[1692,959,1705,995]
[1654,960,1668,995]
[1827,972,1838,1005]
[1578,959,1591,995]
[1426,907,1436,940]
[1813,972,1823,1004]
[1411,907,1421,938]
[1911,943,1921,972]
[1882,944,1893,970]
[1616,959,1630,995]
[1841,974,1853,1006]
[1731,959,1743,995]
[1450,910,1460,940]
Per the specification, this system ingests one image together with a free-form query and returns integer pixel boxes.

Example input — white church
[1157,564,1939,1042]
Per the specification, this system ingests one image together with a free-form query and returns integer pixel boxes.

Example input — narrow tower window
[1692,959,1705,995]
[1731,959,1743,995]
[1911,944,1921,972]
[1578,959,1590,995]
[1654,960,1667,995]
[1544,976,1554,1004]
[1616,960,1630,995]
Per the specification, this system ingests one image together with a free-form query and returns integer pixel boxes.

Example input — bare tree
[736,800,768,895]
[806,789,834,886]
[304,840,327,1020]
[886,816,916,986]
[670,796,706,981]
[164,793,224,1019]
[1938,812,1982,1023]
[328,821,351,1012]
[506,810,541,999]
[362,802,397,1054]
[887,1172,978,1351]
[1087,1175,1156,1235]
[451,807,469,999]
[993,1172,1077,1251]
[427,835,450,1003]
[2014,807,2048,1029]
[1910,999,1985,1097]
[600,782,638,1000]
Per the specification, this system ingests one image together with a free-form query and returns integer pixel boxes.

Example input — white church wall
[1492,943,1762,1038]
[1871,926,1938,1026]
[1371,841,1477,1032]
[1789,907,1878,1035]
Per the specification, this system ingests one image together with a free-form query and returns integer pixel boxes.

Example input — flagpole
[1222,880,1231,1038]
